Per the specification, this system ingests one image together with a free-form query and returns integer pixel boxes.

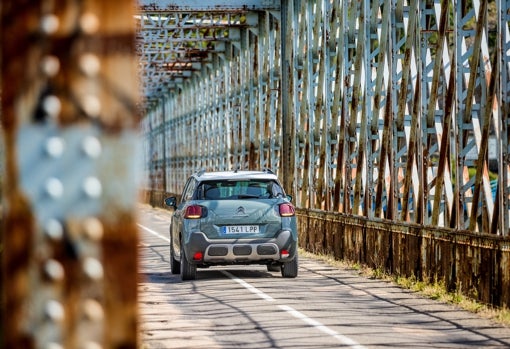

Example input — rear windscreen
[196,180,284,200]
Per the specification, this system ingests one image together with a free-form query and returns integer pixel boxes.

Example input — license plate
[222,225,259,234]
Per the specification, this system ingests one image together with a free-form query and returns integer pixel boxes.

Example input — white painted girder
[141,0,510,235]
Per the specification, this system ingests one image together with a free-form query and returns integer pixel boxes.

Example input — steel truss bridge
[2,1,510,348]
[140,0,510,236]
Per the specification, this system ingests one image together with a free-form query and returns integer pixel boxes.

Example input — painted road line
[137,223,170,242]
[222,271,275,302]
[141,221,366,349]
[223,271,366,348]
[279,304,367,349]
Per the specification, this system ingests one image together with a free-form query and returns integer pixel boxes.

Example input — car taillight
[193,252,204,261]
[279,203,295,217]
[185,205,203,219]
[281,249,290,258]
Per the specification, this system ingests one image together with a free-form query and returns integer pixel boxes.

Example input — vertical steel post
[1,1,140,348]
[282,0,295,197]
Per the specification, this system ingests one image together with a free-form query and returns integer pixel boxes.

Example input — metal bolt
[46,178,64,199]
[81,342,102,349]
[82,136,102,159]
[44,259,65,281]
[83,217,103,241]
[40,14,59,34]
[80,13,99,34]
[83,299,104,321]
[45,137,65,158]
[42,95,62,118]
[83,177,102,198]
[44,219,64,241]
[83,257,103,280]
[41,56,60,77]
[79,54,101,77]
[45,300,65,322]
[44,343,64,349]
[81,95,101,118]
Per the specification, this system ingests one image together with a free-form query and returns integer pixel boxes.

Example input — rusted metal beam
[296,207,510,308]
[1,1,140,348]
[138,0,281,11]
[142,0,510,236]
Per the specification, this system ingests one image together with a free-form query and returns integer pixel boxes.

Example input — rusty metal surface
[141,0,510,236]
[137,6,260,106]
[1,1,140,348]
[296,208,510,308]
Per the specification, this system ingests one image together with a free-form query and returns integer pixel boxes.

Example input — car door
[172,177,197,256]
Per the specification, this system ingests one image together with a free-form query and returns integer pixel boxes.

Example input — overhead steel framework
[137,0,280,106]
[140,0,510,236]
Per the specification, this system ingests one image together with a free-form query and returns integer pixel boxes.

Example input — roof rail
[262,168,274,174]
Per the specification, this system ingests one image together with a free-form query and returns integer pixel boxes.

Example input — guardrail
[296,208,510,308]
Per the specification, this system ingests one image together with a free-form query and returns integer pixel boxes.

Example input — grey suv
[165,170,298,281]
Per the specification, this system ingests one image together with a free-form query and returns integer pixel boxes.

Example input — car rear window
[196,180,283,200]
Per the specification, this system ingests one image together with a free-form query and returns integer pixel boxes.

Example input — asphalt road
[137,204,510,349]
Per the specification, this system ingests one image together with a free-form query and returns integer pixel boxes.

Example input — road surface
[137,204,510,348]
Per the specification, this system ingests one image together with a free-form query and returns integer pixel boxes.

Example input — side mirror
[286,194,293,202]
[164,197,177,208]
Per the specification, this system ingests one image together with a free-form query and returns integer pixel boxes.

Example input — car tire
[267,264,281,272]
[281,255,298,278]
[170,236,181,274]
[180,244,197,281]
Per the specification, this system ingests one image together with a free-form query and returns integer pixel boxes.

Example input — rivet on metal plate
[82,177,102,198]
[81,342,102,349]
[83,217,103,241]
[44,259,65,281]
[46,178,64,199]
[80,13,99,34]
[82,299,104,321]
[44,343,64,349]
[45,137,65,158]
[40,14,59,34]
[79,54,101,77]
[82,136,102,159]
[44,219,64,241]
[45,300,65,322]
[81,95,101,118]
[42,95,62,118]
[41,55,60,77]
[83,257,103,280]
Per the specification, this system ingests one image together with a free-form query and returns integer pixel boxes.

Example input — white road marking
[140,222,366,349]
[279,304,368,349]
[222,271,275,302]
[137,223,170,242]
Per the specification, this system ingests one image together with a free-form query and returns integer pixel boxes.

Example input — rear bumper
[184,229,297,265]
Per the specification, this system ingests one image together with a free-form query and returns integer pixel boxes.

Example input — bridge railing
[296,208,510,308]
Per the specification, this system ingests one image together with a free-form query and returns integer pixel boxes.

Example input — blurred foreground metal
[1,1,140,348]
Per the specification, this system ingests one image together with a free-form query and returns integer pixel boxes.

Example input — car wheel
[267,264,281,272]
[180,244,196,281]
[170,236,181,274]
[281,255,298,278]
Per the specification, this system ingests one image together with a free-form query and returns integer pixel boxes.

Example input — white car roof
[195,170,278,182]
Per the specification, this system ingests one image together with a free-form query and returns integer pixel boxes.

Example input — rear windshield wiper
[237,194,259,199]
